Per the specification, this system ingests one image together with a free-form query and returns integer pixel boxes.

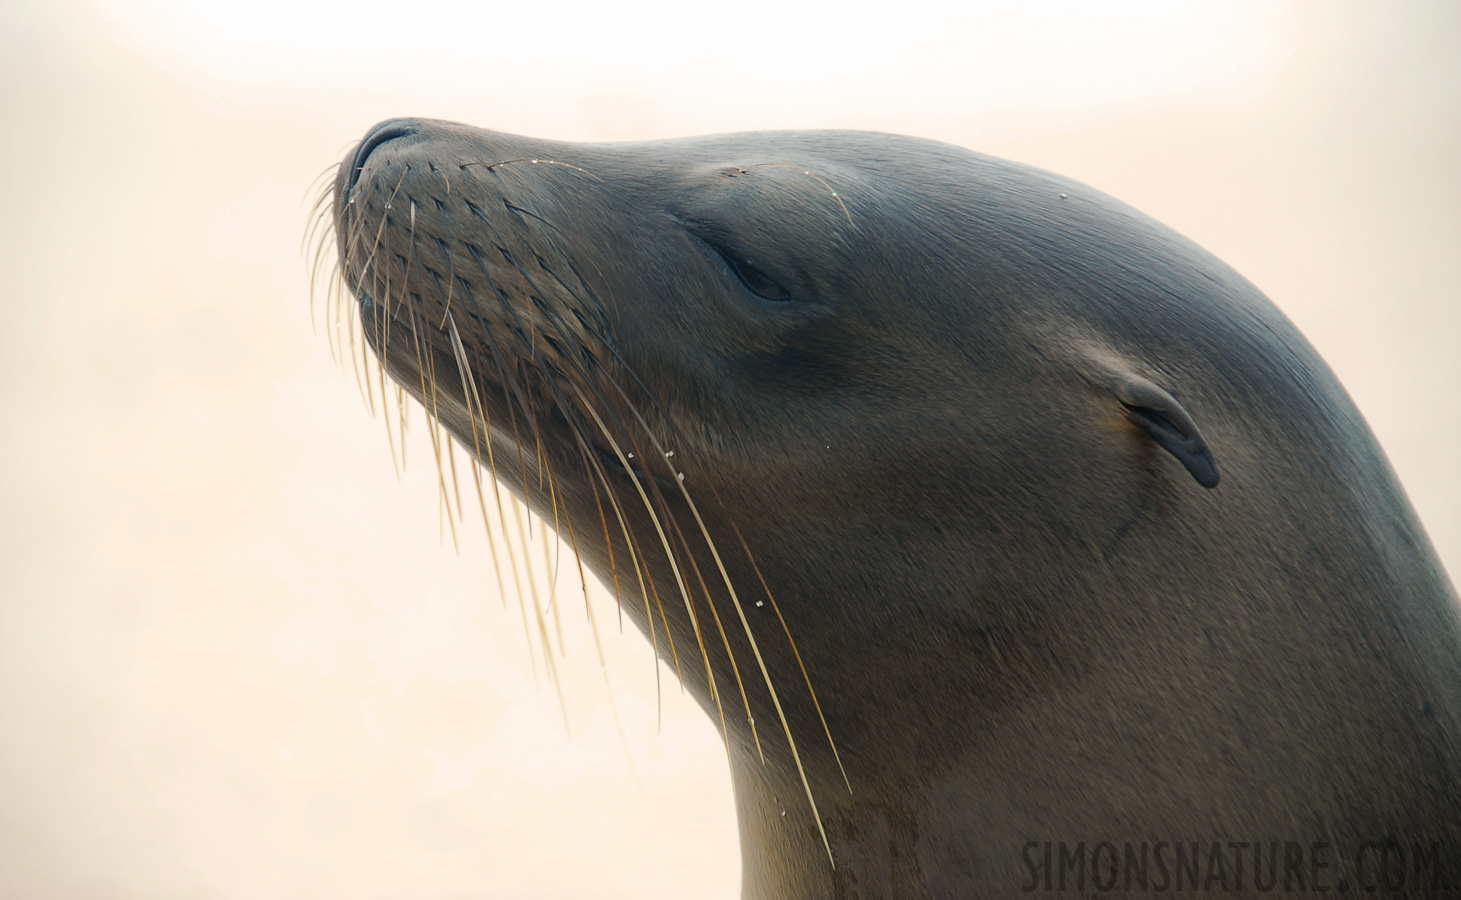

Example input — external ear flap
[1110,374,1220,489]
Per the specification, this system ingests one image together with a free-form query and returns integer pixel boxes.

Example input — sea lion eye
[719,250,791,302]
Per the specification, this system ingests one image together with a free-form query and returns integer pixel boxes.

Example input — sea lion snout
[346,119,420,193]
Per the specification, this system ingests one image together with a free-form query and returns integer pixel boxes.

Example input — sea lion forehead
[658,131,955,201]
[349,121,960,225]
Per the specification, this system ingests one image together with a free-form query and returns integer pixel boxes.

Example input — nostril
[346,120,418,193]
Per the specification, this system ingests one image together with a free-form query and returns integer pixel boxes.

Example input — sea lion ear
[1108,374,1220,489]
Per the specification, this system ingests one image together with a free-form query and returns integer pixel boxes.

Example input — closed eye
[716,248,791,302]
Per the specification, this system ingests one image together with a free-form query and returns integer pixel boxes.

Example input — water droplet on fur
[1059,193,1068,199]
[676,472,685,482]
[531,158,539,164]
[626,452,634,458]
[664,450,674,457]
[756,600,764,608]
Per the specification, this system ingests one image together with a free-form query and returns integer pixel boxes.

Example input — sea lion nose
[346,118,419,193]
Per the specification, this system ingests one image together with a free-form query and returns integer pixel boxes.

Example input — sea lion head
[320,117,1253,753]
[330,122,1222,513]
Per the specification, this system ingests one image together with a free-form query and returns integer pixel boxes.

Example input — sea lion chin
[322,118,1461,898]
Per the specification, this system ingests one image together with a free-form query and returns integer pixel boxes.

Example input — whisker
[302,161,340,210]
[405,288,460,553]
[541,488,566,656]
[740,162,856,228]
[398,385,410,471]
[514,493,568,728]
[460,157,604,182]
[352,298,374,416]
[664,508,766,761]
[553,475,640,783]
[602,377,837,864]
[446,311,513,606]
[726,516,851,794]
[567,427,675,704]
[304,179,340,261]
[394,199,456,518]
[568,385,730,751]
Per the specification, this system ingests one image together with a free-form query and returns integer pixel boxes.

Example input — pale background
[1,1,1457,897]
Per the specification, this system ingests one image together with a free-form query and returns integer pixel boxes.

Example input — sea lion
[320,119,1461,897]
